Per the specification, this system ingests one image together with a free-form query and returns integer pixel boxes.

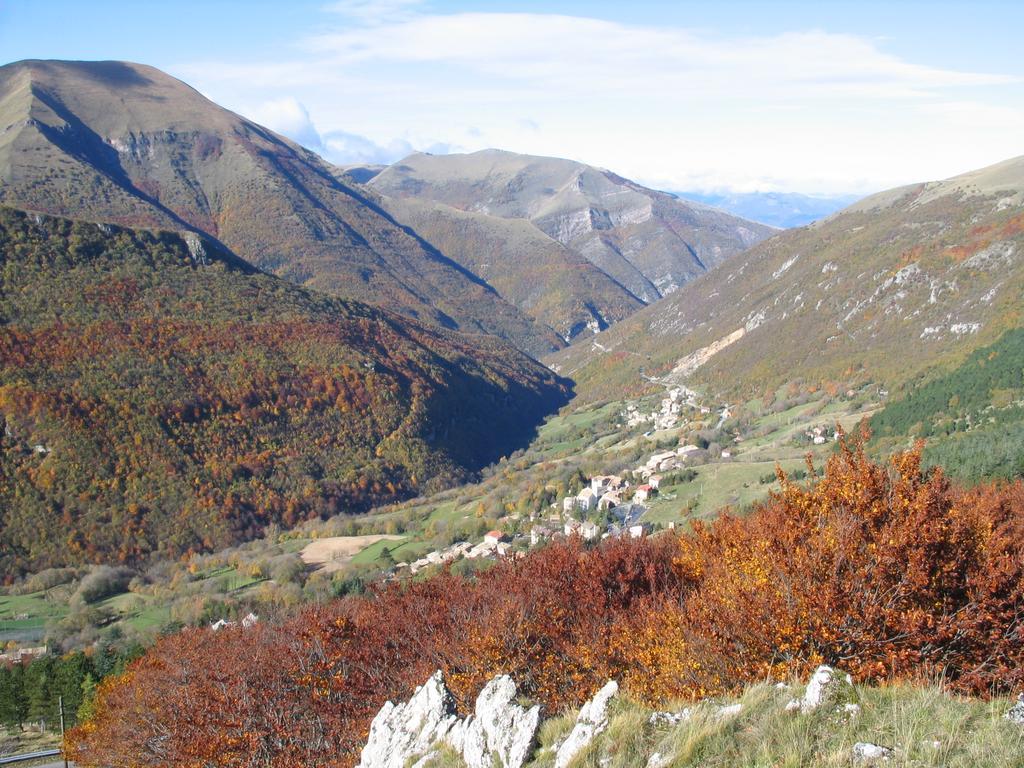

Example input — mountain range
[352,150,774,340]
[552,155,1024,403]
[0,59,565,356]
[4,56,1024,575]
[678,191,862,228]
[0,60,772,353]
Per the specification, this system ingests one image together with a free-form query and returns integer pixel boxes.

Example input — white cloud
[178,9,1024,194]
[243,96,455,165]
[304,15,1012,99]
[250,97,324,149]
[323,0,423,26]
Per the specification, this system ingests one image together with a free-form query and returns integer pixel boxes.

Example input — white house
[598,492,621,511]
[484,530,506,546]
[648,474,662,489]
[646,451,677,470]
[576,487,598,512]
[562,496,576,513]
[591,475,624,493]
[634,484,655,503]
[580,520,600,541]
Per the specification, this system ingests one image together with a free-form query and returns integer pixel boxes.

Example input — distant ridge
[362,149,775,341]
[551,154,1024,403]
[0,59,563,356]
[677,190,862,228]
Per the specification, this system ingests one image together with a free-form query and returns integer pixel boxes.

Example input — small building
[721,450,732,458]
[564,519,581,537]
[591,474,624,493]
[0,646,47,664]
[646,451,677,471]
[598,492,621,511]
[530,525,554,546]
[580,520,601,541]
[648,474,662,490]
[576,487,598,512]
[563,496,576,513]
[628,524,647,539]
[241,612,259,629]
[484,530,506,546]
[634,484,655,502]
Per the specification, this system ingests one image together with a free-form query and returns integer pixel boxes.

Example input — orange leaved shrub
[67,439,1024,767]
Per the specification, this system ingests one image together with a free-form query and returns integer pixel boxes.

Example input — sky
[2,0,1022,195]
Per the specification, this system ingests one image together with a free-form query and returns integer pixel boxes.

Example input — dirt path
[300,535,404,573]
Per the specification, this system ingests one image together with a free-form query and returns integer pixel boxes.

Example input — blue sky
[2,0,1022,194]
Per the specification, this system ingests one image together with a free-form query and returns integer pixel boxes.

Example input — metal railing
[0,749,61,765]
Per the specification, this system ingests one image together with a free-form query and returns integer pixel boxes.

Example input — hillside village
[391,384,793,576]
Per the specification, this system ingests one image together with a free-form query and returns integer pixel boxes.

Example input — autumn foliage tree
[67,439,1024,767]
[668,436,1024,700]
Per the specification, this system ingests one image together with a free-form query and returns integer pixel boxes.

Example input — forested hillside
[871,326,1024,481]
[0,208,569,577]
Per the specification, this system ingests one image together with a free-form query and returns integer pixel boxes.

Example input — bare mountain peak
[370,148,775,321]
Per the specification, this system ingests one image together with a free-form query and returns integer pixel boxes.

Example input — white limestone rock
[1006,694,1024,725]
[454,675,541,768]
[649,709,691,726]
[852,742,893,763]
[786,665,854,714]
[715,703,743,719]
[554,680,619,768]
[357,672,461,768]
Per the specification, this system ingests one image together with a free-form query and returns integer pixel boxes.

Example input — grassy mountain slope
[0,59,563,357]
[0,207,569,577]
[375,195,645,340]
[551,155,1024,404]
[368,149,775,309]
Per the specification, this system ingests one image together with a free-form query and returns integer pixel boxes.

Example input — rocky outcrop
[1006,694,1024,725]
[450,675,541,768]
[785,665,854,714]
[357,672,461,768]
[554,680,619,768]
[358,672,541,768]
